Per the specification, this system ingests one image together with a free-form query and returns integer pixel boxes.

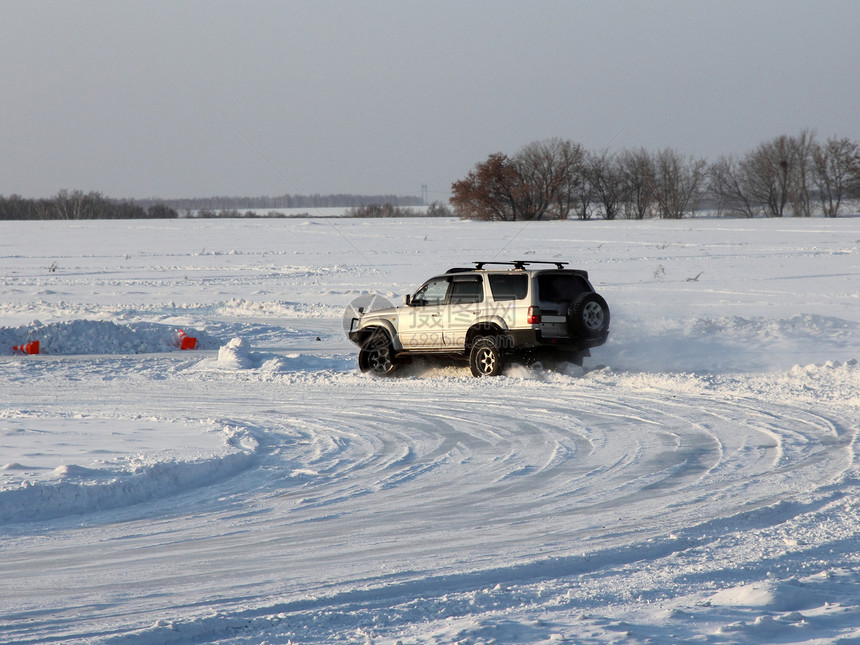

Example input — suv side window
[488,274,528,301]
[412,277,449,306]
[449,277,483,304]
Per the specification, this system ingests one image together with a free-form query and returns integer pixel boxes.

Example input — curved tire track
[1,371,856,644]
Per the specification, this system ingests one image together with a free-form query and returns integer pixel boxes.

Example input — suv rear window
[488,274,528,301]
[537,274,590,303]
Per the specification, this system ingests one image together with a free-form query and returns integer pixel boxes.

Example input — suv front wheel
[358,331,397,376]
[469,337,505,377]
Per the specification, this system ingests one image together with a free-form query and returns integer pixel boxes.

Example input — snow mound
[710,579,828,612]
[785,358,860,406]
[217,336,256,369]
[790,357,858,376]
[0,319,218,355]
[216,336,352,372]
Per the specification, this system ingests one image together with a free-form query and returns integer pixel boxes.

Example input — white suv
[348,260,609,377]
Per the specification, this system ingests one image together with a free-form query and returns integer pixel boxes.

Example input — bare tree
[550,139,587,220]
[573,173,596,221]
[651,149,707,219]
[739,131,820,218]
[584,151,624,220]
[53,189,85,220]
[617,147,654,219]
[813,136,860,217]
[788,128,816,217]
[708,155,760,218]
[741,136,795,217]
[516,139,565,220]
[513,138,588,220]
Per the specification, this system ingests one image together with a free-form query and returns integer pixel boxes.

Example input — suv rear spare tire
[567,292,610,339]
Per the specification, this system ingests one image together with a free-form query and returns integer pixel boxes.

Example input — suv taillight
[527,306,541,324]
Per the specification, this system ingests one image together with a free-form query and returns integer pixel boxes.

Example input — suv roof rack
[473,260,569,271]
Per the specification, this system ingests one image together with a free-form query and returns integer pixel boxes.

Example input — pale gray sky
[2,0,858,200]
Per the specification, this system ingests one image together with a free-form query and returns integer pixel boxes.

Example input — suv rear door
[487,272,530,328]
[536,271,592,338]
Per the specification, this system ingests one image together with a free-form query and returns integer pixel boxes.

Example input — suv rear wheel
[469,337,505,377]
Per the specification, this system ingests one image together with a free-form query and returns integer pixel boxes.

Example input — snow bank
[0,319,218,355]
[0,419,260,523]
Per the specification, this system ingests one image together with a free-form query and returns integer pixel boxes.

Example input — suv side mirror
[403,294,411,306]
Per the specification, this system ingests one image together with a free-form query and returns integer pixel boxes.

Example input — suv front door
[443,275,484,348]
[399,276,449,349]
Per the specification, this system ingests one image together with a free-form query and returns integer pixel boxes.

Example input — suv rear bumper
[506,329,608,351]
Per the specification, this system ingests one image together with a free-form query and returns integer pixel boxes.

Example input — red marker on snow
[13,341,40,355]
[177,330,197,350]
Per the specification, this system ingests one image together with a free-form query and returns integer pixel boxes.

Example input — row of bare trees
[0,190,179,220]
[344,201,452,218]
[133,193,423,212]
[710,130,859,218]
[451,131,860,221]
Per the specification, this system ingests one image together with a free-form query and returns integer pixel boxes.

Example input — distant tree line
[451,130,860,220]
[0,190,178,220]
[345,201,452,218]
[132,193,422,211]
[1,191,428,220]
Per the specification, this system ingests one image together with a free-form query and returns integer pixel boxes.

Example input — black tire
[469,337,505,377]
[567,292,610,339]
[358,330,397,376]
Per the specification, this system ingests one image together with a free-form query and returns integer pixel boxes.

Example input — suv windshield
[537,273,590,303]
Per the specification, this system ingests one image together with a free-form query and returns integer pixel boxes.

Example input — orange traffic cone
[177,330,197,350]
[13,341,40,355]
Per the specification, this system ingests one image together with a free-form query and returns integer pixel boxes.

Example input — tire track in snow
[0,370,855,644]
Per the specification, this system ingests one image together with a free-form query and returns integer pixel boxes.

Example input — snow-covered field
[1,216,859,644]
